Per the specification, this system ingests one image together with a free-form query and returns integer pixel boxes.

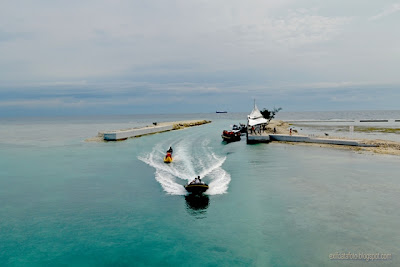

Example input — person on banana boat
[164,147,173,163]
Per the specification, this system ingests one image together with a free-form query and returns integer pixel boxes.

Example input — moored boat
[232,124,247,135]
[239,123,247,134]
[221,130,241,142]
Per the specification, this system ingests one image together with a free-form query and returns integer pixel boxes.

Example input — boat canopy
[247,103,268,126]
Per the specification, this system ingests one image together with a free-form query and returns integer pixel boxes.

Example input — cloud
[268,9,351,46]
[369,3,400,21]
[0,2,352,82]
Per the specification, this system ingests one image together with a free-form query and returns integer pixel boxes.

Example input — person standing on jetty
[290,128,292,136]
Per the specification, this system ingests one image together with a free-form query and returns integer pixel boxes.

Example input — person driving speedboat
[194,176,203,184]
[190,176,200,184]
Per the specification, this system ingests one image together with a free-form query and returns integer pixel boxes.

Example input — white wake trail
[206,168,231,195]
[139,135,231,195]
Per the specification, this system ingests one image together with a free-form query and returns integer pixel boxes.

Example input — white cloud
[0,1,352,81]
[221,9,351,52]
[269,10,351,46]
[369,3,400,21]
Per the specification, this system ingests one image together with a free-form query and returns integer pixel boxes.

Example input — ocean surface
[1,111,400,266]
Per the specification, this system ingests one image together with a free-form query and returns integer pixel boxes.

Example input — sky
[1,0,400,116]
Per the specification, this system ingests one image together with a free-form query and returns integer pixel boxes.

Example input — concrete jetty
[269,134,376,147]
[247,132,376,147]
[246,132,270,143]
[98,120,211,141]
[102,124,173,141]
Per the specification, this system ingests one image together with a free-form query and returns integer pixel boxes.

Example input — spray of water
[139,135,231,195]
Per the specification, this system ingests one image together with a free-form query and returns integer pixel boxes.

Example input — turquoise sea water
[1,112,400,266]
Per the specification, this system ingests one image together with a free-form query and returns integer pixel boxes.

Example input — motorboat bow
[184,183,209,194]
[184,177,209,194]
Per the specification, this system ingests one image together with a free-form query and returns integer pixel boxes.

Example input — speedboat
[164,147,173,163]
[184,178,209,194]
[232,124,247,134]
[221,130,241,142]
[239,123,247,134]
[232,124,240,131]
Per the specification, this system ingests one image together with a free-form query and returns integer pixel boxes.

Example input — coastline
[269,120,400,156]
[84,116,400,155]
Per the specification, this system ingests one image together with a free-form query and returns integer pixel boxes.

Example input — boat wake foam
[139,135,231,195]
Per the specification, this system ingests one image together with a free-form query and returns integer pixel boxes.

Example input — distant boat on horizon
[216,111,228,113]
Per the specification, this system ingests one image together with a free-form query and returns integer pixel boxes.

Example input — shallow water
[1,112,399,266]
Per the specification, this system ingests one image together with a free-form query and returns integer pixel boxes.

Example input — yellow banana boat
[164,156,173,163]
[164,147,173,163]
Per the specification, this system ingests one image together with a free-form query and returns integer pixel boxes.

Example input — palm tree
[260,107,282,123]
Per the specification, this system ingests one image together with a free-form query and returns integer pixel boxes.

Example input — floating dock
[98,120,211,141]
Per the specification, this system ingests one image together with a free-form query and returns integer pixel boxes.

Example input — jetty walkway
[247,132,376,147]
[96,120,211,141]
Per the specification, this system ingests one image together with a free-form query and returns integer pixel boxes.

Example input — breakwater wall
[269,134,373,146]
[247,134,270,143]
[97,120,211,141]
[103,125,173,141]
[247,133,376,147]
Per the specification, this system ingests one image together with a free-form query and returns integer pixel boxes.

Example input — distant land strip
[285,120,355,123]
[287,119,398,123]
[359,120,389,122]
